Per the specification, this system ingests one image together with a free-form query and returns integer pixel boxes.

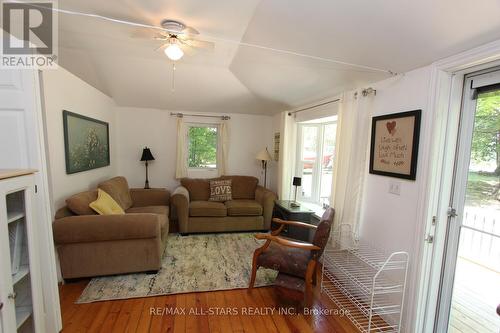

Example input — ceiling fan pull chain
[171,62,176,92]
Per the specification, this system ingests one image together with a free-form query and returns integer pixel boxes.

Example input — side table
[273,200,315,242]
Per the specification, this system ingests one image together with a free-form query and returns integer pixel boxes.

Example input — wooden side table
[273,200,315,242]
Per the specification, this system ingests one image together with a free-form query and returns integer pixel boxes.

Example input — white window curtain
[175,117,187,179]
[330,90,374,234]
[278,111,297,200]
[218,120,229,176]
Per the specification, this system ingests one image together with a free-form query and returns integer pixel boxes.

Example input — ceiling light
[164,43,184,61]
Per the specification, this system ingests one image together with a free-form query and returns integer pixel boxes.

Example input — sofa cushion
[180,178,211,201]
[98,176,133,210]
[189,201,227,217]
[220,176,258,199]
[66,190,98,215]
[225,200,262,216]
[126,206,169,236]
[89,189,125,215]
[209,179,232,202]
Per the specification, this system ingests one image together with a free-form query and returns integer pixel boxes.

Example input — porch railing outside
[459,206,500,272]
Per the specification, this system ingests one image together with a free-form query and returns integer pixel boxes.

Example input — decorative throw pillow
[209,179,232,202]
[89,189,125,215]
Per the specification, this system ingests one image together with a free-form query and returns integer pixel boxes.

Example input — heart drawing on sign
[386,121,397,136]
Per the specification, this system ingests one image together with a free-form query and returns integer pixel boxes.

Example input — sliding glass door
[435,69,500,332]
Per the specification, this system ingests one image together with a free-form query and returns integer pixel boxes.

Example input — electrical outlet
[389,181,401,195]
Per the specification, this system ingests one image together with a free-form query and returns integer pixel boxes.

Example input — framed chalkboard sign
[369,110,421,180]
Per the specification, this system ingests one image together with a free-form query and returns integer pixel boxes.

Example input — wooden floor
[59,272,359,333]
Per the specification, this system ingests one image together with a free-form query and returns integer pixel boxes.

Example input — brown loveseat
[171,175,277,234]
[53,176,170,279]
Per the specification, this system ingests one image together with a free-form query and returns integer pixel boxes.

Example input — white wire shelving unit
[321,224,409,333]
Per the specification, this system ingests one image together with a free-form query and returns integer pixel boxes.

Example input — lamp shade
[256,148,272,161]
[140,147,155,161]
[293,177,302,186]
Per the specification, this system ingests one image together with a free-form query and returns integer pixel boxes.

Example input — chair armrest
[255,186,277,229]
[171,186,190,233]
[255,233,320,250]
[130,188,170,207]
[272,218,317,229]
[53,213,161,244]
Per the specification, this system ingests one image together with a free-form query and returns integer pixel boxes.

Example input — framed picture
[274,132,280,161]
[369,110,421,180]
[63,110,110,174]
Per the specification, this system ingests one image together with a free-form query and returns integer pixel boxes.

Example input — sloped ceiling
[56,0,500,114]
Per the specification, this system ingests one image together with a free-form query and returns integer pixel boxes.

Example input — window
[187,124,218,169]
[296,119,337,206]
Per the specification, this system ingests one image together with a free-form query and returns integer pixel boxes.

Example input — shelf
[16,306,32,329]
[7,211,25,224]
[12,265,29,285]
[321,224,408,333]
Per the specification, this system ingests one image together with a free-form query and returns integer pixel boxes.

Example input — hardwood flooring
[59,270,359,333]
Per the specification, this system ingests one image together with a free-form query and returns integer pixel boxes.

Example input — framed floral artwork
[63,110,110,174]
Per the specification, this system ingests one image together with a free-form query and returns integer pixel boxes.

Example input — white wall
[115,107,276,192]
[41,68,117,212]
[358,66,433,331]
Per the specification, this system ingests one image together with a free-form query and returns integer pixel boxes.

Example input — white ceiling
[56,0,500,115]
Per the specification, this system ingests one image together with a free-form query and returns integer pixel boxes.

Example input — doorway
[435,68,500,332]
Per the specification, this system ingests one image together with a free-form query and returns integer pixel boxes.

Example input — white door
[0,68,61,332]
[435,68,500,332]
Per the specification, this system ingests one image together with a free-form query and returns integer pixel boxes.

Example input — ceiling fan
[136,19,215,61]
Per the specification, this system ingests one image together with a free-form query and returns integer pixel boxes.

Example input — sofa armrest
[171,186,190,233]
[53,213,161,244]
[130,188,170,207]
[255,186,277,229]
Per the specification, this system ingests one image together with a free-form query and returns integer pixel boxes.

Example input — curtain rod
[288,98,341,116]
[170,112,230,120]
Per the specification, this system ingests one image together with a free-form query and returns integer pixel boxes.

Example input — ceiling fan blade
[180,44,196,56]
[182,38,214,50]
[153,34,169,41]
[181,26,199,35]
[155,43,168,52]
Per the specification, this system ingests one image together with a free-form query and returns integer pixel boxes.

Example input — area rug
[77,233,278,303]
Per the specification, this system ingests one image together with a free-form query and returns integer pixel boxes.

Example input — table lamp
[140,147,155,189]
[291,177,302,207]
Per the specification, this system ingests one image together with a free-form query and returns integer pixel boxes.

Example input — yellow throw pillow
[89,189,125,215]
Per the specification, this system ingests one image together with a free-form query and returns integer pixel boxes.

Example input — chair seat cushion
[189,201,227,217]
[126,206,169,236]
[225,200,262,216]
[257,242,311,278]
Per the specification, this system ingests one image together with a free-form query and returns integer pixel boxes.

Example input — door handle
[8,292,17,300]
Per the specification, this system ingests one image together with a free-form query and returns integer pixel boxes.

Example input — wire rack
[321,224,409,333]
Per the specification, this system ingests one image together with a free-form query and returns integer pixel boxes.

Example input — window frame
[295,121,337,205]
[185,122,220,172]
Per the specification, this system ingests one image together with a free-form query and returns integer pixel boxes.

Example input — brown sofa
[171,175,277,234]
[53,176,170,279]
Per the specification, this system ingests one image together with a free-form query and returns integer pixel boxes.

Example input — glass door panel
[445,83,500,332]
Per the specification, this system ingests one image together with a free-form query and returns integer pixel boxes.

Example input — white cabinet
[0,172,44,332]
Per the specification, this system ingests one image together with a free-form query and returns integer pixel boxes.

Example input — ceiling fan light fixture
[164,42,184,61]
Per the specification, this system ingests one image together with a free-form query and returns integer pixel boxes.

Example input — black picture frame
[63,110,110,174]
[369,109,421,180]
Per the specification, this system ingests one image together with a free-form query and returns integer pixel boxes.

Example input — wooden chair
[248,208,335,305]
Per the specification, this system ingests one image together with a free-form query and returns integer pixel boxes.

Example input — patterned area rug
[77,233,277,303]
